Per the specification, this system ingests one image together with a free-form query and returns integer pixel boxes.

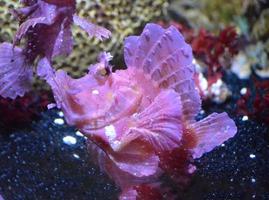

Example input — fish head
[51,59,143,131]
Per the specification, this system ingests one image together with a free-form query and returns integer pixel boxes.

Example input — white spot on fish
[92,89,99,95]
[105,125,116,141]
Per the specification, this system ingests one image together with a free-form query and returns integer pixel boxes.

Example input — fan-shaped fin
[190,112,237,159]
[124,23,201,122]
[119,90,183,153]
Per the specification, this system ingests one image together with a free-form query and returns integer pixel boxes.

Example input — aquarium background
[0,0,269,199]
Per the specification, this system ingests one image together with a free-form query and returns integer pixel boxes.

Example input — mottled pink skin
[0,0,111,99]
[45,23,237,198]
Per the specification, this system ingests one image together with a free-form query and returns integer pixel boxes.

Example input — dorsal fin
[124,23,201,123]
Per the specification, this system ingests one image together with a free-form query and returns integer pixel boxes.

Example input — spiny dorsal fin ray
[124,23,201,122]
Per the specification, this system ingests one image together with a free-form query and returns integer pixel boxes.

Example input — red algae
[237,77,269,124]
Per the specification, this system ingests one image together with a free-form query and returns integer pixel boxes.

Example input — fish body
[44,23,237,197]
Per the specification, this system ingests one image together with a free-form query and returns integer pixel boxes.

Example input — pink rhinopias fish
[0,0,110,99]
[42,23,237,199]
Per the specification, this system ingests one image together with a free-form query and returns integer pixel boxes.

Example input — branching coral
[42,23,237,199]
[192,27,238,78]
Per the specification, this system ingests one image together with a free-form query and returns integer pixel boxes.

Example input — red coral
[192,27,238,75]
[237,77,269,123]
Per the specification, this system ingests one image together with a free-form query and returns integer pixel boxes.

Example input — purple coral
[44,23,237,198]
[0,0,110,99]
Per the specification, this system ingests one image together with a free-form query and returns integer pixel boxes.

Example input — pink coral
[44,23,237,199]
[0,0,110,99]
